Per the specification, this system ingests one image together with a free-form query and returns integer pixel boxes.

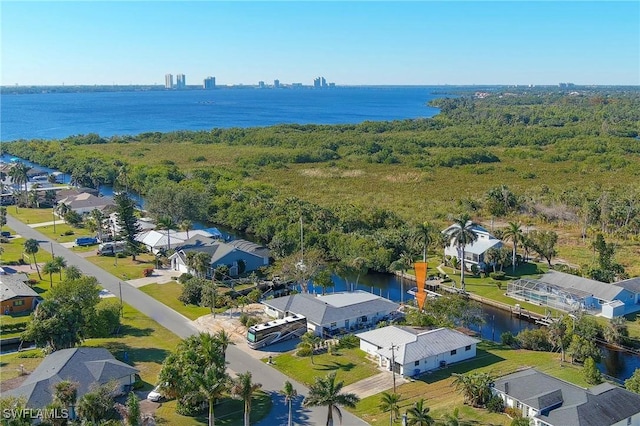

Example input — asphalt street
[7,215,370,426]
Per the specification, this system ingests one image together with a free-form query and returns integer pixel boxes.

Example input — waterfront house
[56,191,115,215]
[442,223,502,271]
[0,272,39,314]
[3,347,139,409]
[492,368,640,426]
[262,290,399,337]
[135,228,222,254]
[169,235,270,277]
[357,325,480,377]
[507,270,640,318]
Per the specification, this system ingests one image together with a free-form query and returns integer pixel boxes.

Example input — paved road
[7,216,370,426]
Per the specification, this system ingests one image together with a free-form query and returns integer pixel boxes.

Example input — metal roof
[540,270,626,301]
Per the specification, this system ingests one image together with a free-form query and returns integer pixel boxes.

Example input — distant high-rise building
[258,81,265,89]
[321,77,327,88]
[176,74,186,89]
[204,76,216,89]
[273,79,280,88]
[165,74,173,89]
[313,77,321,88]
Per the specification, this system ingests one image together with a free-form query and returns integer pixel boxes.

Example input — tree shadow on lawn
[314,361,356,372]
[416,349,505,384]
[118,324,154,337]
[96,342,170,365]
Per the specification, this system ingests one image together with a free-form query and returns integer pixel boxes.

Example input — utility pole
[119,281,123,318]
[390,343,398,393]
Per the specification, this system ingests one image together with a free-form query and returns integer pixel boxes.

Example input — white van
[97,241,126,256]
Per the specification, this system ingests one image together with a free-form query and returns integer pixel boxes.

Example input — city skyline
[1,1,638,86]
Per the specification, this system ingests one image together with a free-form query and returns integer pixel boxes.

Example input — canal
[2,155,638,381]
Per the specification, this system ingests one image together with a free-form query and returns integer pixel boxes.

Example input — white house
[262,291,399,337]
[492,368,640,426]
[443,223,502,271]
[135,228,222,254]
[357,325,480,377]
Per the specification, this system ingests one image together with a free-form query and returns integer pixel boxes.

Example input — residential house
[262,290,399,337]
[0,272,39,314]
[507,270,640,318]
[56,191,115,215]
[169,236,270,277]
[492,368,640,426]
[358,325,480,377]
[4,347,139,409]
[443,223,502,271]
[135,228,222,254]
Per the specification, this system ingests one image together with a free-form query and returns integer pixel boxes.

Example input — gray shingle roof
[493,368,640,426]
[174,237,270,264]
[614,277,640,293]
[0,274,39,302]
[3,348,138,408]
[262,291,398,327]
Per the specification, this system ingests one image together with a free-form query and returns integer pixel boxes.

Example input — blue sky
[1,1,638,86]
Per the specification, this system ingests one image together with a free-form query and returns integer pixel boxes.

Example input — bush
[504,407,521,419]
[178,273,193,284]
[88,299,121,338]
[501,331,517,347]
[516,328,552,351]
[0,321,28,333]
[245,317,260,328]
[63,230,75,236]
[17,350,44,359]
[490,271,506,280]
[486,395,505,413]
[296,345,313,357]
[337,334,360,349]
[142,268,154,277]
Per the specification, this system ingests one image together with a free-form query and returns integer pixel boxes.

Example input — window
[465,345,471,351]
[627,418,632,426]
[360,316,367,322]
[13,299,24,307]
[330,322,337,328]
[414,360,419,366]
[450,349,457,355]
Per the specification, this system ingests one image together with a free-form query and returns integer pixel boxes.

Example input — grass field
[86,253,156,280]
[269,347,382,387]
[33,223,93,243]
[350,340,589,426]
[139,282,212,320]
[7,207,56,225]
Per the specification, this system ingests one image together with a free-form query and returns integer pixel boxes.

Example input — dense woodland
[3,87,640,276]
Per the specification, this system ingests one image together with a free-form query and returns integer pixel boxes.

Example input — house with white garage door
[358,325,480,377]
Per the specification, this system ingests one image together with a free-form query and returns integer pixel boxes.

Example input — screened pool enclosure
[507,278,594,313]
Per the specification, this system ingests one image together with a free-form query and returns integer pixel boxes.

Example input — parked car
[0,231,11,238]
[75,237,98,246]
[147,383,164,402]
[97,241,126,255]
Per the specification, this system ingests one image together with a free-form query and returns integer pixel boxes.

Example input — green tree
[8,162,30,206]
[115,392,141,426]
[451,372,493,407]
[231,371,263,426]
[114,192,142,260]
[156,215,177,251]
[485,185,519,217]
[547,317,568,363]
[314,268,334,295]
[42,259,61,288]
[303,372,360,426]
[77,381,117,424]
[603,316,628,345]
[406,398,434,426]
[53,256,67,280]
[281,380,298,426]
[53,380,78,421]
[583,357,602,384]
[0,206,7,231]
[179,219,193,239]
[447,214,478,291]
[625,368,640,394]
[299,331,322,365]
[378,392,401,424]
[527,230,558,266]
[414,221,434,262]
[502,222,523,273]
[64,265,82,281]
[23,238,42,280]
[22,298,83,351]
[567,334,601,363]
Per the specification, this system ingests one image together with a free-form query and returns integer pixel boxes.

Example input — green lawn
[34,223,92,243]
[139,282,212,320]
[7,207,57,225]
[86,253,156,280]
[351,340,589,426]
[155,391,272,426]
[269,347,381,387]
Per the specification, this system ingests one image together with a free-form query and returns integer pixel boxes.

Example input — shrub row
[1,321,28,333]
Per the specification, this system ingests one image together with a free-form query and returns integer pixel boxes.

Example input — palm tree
[53,256,67,280]
[548,318,568,363]
[214,329,233,360]
[156,216,177,251]
[23,238,42,279]
[303,372,360,426]
[440,407,468,426]
[405,399,434,426]
[448,214,478,292]
[64,265,82,281]
[42,260,61,288]
[300,332,322,365]
[53,380,78,420]
[179,219,193,239]
[193,251,211,278]
[8,162,30,206]
[281,380,298,426]
[231,371,262,426]
[88,209,105,242]
[451,372,493,407]
[194,364,229,426]
[502,222,523,273]
[415,222,434,262]
[484,247,500,273]
[378,392,401,425]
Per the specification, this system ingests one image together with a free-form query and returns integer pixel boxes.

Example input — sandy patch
[300,168,365,178]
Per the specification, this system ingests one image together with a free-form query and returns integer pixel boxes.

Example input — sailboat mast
[300,216,304,263]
